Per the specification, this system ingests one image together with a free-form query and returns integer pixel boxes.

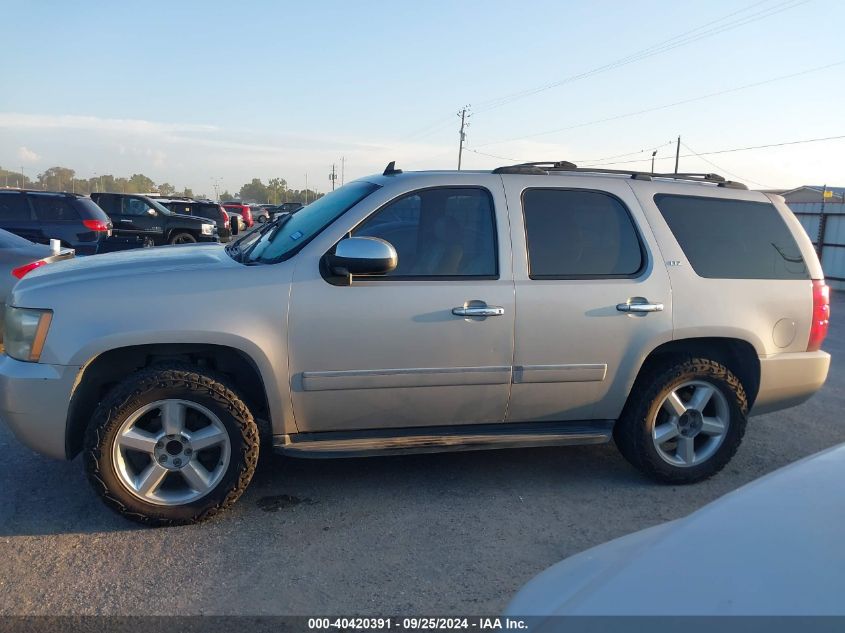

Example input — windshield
[243,181,380,264]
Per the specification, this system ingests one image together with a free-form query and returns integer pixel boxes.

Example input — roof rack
[492,162,748,190]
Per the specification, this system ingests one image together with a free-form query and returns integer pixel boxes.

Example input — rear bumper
[751,351,831,416]
[0,355,79,460]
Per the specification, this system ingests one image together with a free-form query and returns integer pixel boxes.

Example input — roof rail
[492,162,748,190]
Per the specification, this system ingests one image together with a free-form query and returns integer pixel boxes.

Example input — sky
[1,0,844,195]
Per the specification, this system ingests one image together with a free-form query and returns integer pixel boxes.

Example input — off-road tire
[84,365,259,527]
[614,356,748,484]
[169,232,197,245]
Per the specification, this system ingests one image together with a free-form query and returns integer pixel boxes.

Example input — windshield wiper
[243,213,293,262]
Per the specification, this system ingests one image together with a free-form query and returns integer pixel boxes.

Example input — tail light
[12,259,47,279]
[83,219,110,232]
[220,207,229,223]
[807,279,830,352]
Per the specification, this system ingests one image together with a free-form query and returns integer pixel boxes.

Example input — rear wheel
[614,357,747,484]
[84,365,259,526]
[169,232,197,245]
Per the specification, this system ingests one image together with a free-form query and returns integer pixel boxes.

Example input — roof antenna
[383,161,403,176]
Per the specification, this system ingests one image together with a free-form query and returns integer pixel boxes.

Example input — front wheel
[614,357,748,484]
[169,232,197,245]
[84,365,259,526]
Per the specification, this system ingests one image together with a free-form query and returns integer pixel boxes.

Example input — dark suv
[0,190,112,255]
[157,199,232,242]
[91,193,218,246]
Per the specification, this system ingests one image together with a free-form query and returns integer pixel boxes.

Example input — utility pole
[340,156,345,186]
[329,164,337,191]
[457,105,470,170]
[305,173,309,204]
[20,166,25,189]
[674,135,681,174]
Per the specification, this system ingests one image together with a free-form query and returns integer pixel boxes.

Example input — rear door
[0,191,38,242]
[503,175,673,422]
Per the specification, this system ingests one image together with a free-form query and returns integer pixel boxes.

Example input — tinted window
[0,192,31,221]
[354,187,497,277]
[654,195,808,280]
[123,197,153,216]
[30,195,81,222]
[76,198,110,220]
[196,204,220,220]
[523,189,643,278]
[92,194,119,215]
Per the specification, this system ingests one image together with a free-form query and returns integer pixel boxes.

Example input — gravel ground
[0,293,843,616]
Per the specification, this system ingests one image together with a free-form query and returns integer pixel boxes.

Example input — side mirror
[326,236,398,277]
[147,208,157,217]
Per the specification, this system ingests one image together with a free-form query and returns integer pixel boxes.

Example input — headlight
[201,223,214,236]
[4,306,53,362]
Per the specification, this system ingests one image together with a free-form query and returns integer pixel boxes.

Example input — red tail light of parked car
[82,219,111,232]
[12,259,48,279]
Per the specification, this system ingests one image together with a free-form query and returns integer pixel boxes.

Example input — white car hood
[506,443,845,616]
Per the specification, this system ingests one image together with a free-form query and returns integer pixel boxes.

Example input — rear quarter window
[654,194,808,280]
[29,195,81,222]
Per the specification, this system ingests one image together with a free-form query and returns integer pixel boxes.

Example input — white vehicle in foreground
[506,442,845,617]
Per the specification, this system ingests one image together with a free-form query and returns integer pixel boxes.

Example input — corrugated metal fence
[790,202,845,290]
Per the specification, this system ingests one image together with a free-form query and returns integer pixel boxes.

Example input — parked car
[0,161,830,526]
[222,202,253,228]
[271,202,303,220]
[0,189,112,255]
[253,204,275,224]
[226,210,246,233]
[506,442,845,616]
[0,229,73,342]
[91,193,218,246]
[158,199,232,242]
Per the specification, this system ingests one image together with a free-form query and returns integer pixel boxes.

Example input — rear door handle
[452,306,505,317]
[616,301,664,313]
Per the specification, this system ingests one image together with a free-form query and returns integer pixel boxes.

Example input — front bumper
[0,355,80,460]
[751,350,831,416]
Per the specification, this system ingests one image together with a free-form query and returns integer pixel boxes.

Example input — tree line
[0,165,324,204]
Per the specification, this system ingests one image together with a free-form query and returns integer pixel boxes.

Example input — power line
[465,139,676,166]
[474,59,842,148]
[679,141,773,188]
[471,0,808,115]
[589,133,845,167]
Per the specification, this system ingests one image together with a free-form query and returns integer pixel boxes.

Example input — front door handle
[452,305,505,317]
[616,301,664,313]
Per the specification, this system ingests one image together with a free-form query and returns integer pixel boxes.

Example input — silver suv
[0,161,831,526]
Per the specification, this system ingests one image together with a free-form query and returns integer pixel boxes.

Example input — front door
[503,176,674,423]
[287,179,515,433]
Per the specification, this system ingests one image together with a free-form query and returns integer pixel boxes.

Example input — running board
[274,421,614,459]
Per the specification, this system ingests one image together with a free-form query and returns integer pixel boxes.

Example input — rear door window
[654,195,808,279]
[30,195,81,222]
[522,189,643,278]
[0,192,32,221]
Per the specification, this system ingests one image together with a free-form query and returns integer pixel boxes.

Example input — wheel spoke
[662,391,687,417]
[160,401,186,435]
[135,462,169,496]
[118,428,159,454]
[688,385,715,412]
[676,436,695,465]
[653,422,680,445]
[185,426,227,451]
[701,416,726,436]
[181,460,212,492]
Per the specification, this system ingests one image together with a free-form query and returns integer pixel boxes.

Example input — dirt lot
[0,294,843,615]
